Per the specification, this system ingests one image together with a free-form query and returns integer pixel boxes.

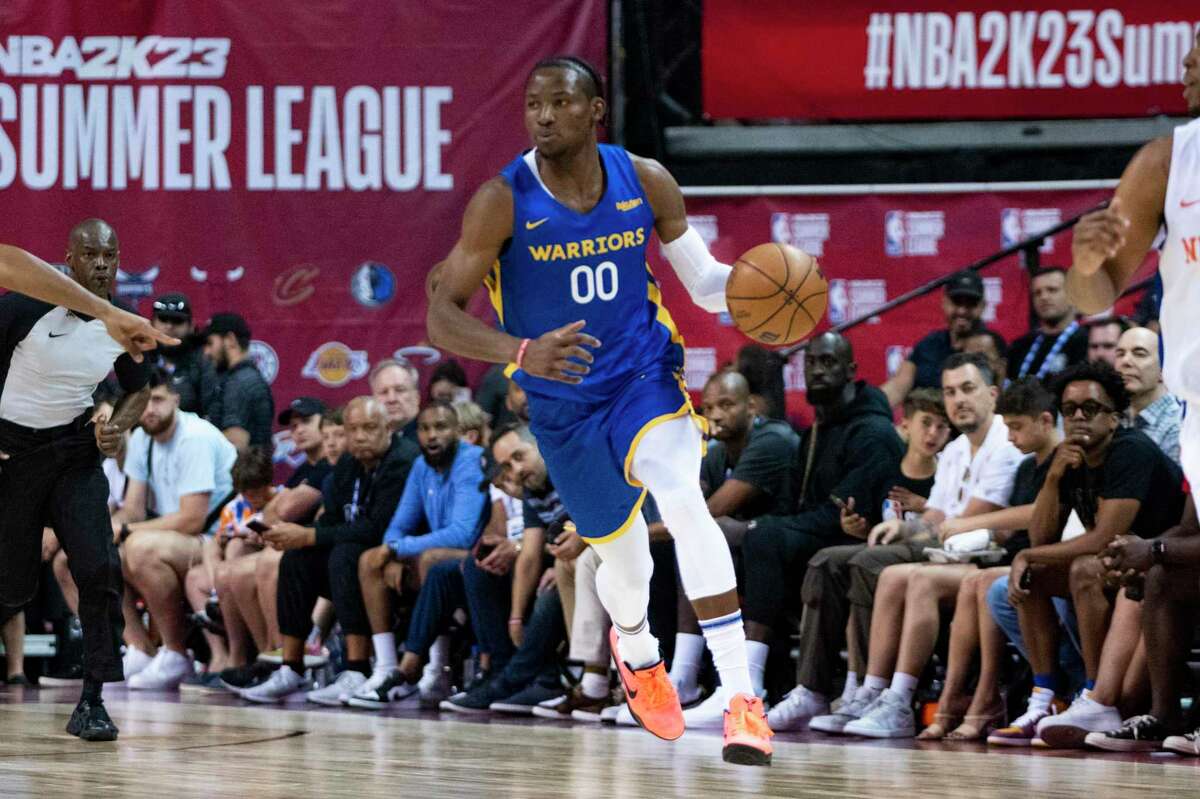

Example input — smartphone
[829,494,850,512]
[476,542,497,561]
[1019,565,1033,590]
[245,519,271,534]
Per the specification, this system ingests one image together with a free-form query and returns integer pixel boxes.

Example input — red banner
[704,1,1197,120]
[646,187,1155,424]
[0,1,605,463]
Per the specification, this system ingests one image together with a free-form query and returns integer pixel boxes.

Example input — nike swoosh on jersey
[525,218,549,230]
[1181,198,1200,208]
[48,332,69,338]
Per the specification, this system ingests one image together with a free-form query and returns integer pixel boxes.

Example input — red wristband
[515,338,531,369]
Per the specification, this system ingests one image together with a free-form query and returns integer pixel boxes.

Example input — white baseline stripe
[681,180,1119,197]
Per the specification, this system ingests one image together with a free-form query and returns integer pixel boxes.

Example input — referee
[0,219,164,741]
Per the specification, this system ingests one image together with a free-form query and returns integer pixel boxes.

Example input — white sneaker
[1036,692,1122,749]
[121,647,155,682]
[842,689,915,738]
[600,703,624,724]
[241,665,307,703]
[306,670,366,707]
[766,685,831,732]
[615,702,639,727]
[671,677,702,707]
[680,687,732,730]
[418,665,453,707]
[809,687,881,734]
[127,649,192,691]
[347,668,418,710]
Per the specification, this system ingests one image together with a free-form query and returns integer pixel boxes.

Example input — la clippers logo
[114,266,159,310]
[1182,237,1200,264]
[274,264,320,307]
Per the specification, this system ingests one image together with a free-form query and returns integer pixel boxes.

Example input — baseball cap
[204,312,252,340]
[945,271,985,301]
[152,292,192,321]
[478,448,502,492]
[278,396,328,426]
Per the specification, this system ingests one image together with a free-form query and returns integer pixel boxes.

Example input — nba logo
[1000,208,1021,248]
[770,213,792,245]
[884,211,905,257]
[886,345,906,377]
[827,279,849,324]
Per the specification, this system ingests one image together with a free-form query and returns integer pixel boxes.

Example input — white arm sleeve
[660,226,732,313]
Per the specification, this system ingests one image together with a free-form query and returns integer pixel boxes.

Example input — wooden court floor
[2,684,1198,798]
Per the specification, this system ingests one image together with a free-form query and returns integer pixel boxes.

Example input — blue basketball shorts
[526,366,704,542]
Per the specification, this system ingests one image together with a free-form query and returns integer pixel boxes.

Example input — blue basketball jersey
[487,144,685,403]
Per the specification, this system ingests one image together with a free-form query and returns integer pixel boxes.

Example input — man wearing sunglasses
[149,293,218,417]
[992,360,1185,746]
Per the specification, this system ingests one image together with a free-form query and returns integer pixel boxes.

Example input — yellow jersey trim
[584,488,649,544]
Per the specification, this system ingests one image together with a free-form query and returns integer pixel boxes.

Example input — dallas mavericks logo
[827,279,849,324]
[350,261,396,308]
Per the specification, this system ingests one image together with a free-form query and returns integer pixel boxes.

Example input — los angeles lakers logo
[302,342,369,388]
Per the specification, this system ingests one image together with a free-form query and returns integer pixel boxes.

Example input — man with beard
[735,333,904,704]
[990,361,1184,746]
[1007,267,1088,382]
[0,219,169,741]
[203,312,274,450]
[149,292,218,416]
[882,271,987,406]
[348,402,488,708]
[667,370,798,721]
[241,397,419,702]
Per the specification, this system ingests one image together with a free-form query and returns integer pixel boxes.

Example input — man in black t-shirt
[149,292,218,416]
[204,313,274,451]
[1006,268,1088,383]
[1001,361,1185,747]
[274,397,332,525]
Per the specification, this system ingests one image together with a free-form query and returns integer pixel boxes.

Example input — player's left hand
[519,320,600,385]
[263,523,315,551]
[101,306,180,362]
[92,411,122,457]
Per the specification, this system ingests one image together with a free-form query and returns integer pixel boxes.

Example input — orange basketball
[726,243,828,346]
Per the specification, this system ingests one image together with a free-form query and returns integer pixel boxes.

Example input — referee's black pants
[277,541,372,640]
[0,416,124,683]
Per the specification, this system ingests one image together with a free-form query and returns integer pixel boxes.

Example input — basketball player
[427,57,772,765]
[1066,31,1200,508]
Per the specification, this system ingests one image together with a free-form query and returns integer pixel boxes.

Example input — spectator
[454,400,490,447]
[473,364,518,431]
[369,358,420,441]
[505,378,529,423]
[204,313,274,450]
[738,333,904,703]
[183,447,277,689]
[428,358,470,404]
[737,344,787,420]
[774,354,1022,733]
[881,271,986,406]
[964,329,1009,389]
[108,370,238,690]
[989,361,1184,747]
[275,397,335,523]
[1115,326,1182,464]
[1091,498,1198,753]
[669,371,799,721]
[1007,268,1088,382]
[149,292,218,416]
[1085,316,1129,366]
[239,397,419,703]
[320,407,346,466]
[348,402,486,709]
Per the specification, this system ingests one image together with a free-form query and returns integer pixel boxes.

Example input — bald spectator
[369,358,420,441]
[1086,317,1129,367]
[1116,327,1182,464]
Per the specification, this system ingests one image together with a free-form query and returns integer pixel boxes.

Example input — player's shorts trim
[585,488,650,545]
[622,400,705,488]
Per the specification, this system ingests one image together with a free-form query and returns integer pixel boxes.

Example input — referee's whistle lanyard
[346,469,375,522]
[1017,320,1080,380]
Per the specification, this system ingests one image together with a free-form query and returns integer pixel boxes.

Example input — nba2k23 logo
[885,210,944,257]
[863,12,1199,90]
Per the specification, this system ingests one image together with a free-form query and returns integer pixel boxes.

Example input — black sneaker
[66,697,119,741]
[489,682,564,715]
[219,661,276,691]
[5,674,30,686]
[1084,715,1170,752]
[439,678,511,715]
[346,669,418,710]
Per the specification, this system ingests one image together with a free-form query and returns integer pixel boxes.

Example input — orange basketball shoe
[722,693,774,766]
[609,627,684,741]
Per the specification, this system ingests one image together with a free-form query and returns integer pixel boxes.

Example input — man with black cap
[204,312,274,450]
[275,397,333,525]
[150,292,218,416]
[882,270,989,407]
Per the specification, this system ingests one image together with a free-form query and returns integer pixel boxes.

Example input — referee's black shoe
[66,697,119,741]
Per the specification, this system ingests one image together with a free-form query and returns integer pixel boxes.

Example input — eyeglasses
[1060,401,1114,420]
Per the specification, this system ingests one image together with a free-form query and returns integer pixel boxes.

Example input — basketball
[726,243,828,346]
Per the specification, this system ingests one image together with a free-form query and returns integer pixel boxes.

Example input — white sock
[669,633,705,693]
[1029,686,1055,710]
[580,671,609,700]
[889,672,919,704]
[429,635,450,669]
[840,671,860,704]
[739,635,769,697]
[853,683,881,703]
[863,674,888,693]
[371,632,397,671]
[613,617,660,670]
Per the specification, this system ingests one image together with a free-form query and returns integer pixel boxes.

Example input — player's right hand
[103,306,180,362]
[839,497,868,539]
[521,320,601,384]
[1070,197,1130,277]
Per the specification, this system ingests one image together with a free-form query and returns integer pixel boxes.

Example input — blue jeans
[461,554,516,670]
[403,558,466,658]
[986,575,1086,691]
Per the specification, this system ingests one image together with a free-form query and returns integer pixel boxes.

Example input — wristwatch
[1151,539,1167,565]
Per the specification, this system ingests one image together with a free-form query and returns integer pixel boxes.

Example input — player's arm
[880,361,917,408]
[427,179,599,385]
[1067,137,1171,314]
[0,243,178,359]
[634,156,731,313]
